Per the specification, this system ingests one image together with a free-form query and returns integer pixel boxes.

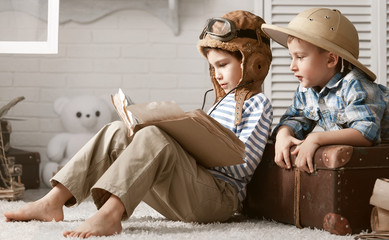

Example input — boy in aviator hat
[4,11,273,238]
[197,9,273,207]
[261,8,389,174]
[198,10,272,125]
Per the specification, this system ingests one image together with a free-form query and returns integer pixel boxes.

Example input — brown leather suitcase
[243,142,389,235]
[7,148,41,189]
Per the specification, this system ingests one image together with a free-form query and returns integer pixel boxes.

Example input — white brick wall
[0,0,255,183]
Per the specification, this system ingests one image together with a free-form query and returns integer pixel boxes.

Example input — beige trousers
[51,121,238,223]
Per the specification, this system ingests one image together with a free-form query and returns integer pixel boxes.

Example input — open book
[111,88,245,168]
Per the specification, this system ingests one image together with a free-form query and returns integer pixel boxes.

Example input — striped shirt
[208,92,273,203]
[273,68,389,143]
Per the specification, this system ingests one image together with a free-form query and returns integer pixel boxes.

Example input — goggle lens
[199,18,236,42]
[207,19,232,37]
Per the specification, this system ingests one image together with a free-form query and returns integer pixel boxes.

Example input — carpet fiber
[0,197,360,240]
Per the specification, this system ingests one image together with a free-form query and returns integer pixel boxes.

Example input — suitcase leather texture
[243,142,389,235]
[7,148,41,189]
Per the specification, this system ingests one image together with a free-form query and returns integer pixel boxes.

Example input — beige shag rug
[0,198,360,240]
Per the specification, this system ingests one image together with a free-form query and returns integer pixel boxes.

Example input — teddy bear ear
[53,97,70,115]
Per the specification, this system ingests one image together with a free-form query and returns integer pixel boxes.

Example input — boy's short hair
[286,35,327,53]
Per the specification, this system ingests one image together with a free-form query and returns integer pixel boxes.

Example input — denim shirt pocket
[303,106,319,121]
[328,108,348,130]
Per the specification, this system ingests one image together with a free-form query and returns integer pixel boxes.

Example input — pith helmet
[261,8,376,81]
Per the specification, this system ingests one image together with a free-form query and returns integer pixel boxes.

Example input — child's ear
[327,52,339,68]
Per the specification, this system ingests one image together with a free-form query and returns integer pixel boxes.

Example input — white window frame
[0,0,59,54]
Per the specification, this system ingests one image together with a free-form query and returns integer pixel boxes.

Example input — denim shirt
[273,68,389,144]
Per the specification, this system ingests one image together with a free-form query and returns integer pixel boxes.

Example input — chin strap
[208,80,254,117]
[234,89,249,125]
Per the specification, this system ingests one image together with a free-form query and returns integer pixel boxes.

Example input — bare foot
[4,183,71,222]
[63,207,122,238]
[63,194,125,238]
[4,198,64,222]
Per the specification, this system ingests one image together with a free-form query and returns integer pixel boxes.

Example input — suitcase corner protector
[323,213,353,235]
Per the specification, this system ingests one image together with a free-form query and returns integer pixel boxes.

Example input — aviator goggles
[199,17,259,42]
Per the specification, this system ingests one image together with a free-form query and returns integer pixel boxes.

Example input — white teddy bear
[42,95,114,187]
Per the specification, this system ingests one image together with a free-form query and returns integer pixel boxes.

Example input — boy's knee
[136,125,165,140]
[133,126,175,153]
[108,120,128,133]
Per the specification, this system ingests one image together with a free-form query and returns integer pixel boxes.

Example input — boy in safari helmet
[261,8,389,173]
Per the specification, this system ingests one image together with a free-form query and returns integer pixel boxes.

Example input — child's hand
[274,126,302,169]
[291,134,320,173]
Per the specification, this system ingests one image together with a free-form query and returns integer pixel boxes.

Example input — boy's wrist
[305,132,321,146]
[276,125,294,140]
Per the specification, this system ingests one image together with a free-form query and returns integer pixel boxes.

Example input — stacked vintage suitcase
[7,147,41,189]
[1,120,41,191]
[243,141,389,235]
[0,97,41,200]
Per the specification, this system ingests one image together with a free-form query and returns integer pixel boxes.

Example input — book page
[111,88,186,136]
[111,89,139,136]
[127,101,185,123]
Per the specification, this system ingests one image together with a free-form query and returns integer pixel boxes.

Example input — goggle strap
[236,29,270,46]
[236,29,257,40]
[199,24,271,46]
